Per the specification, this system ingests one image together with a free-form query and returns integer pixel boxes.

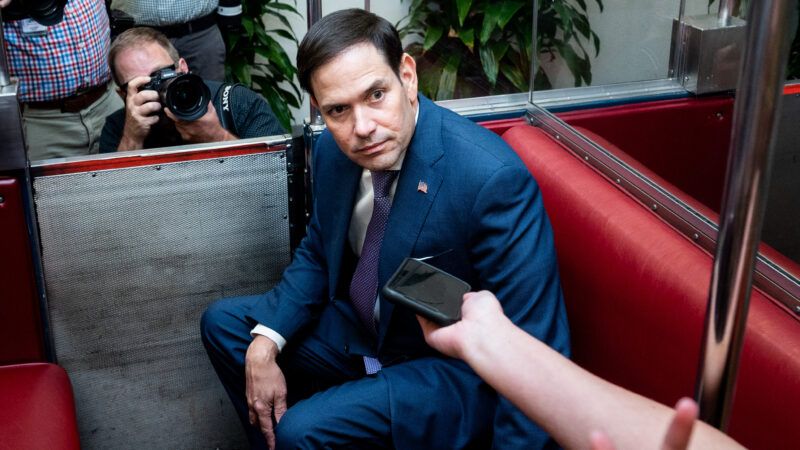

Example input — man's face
[310,43,419,171]
[114,42,188,94]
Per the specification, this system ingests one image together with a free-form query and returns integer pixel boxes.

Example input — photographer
[99,27,284,153]
[107,0,240,82]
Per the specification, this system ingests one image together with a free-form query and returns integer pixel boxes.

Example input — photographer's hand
[0,0,11,9]
[118,76,161,151]
[165,102,237,144]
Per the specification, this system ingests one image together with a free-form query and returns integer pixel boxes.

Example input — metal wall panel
[34,150,291,448]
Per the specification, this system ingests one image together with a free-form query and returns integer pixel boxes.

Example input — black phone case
[381,258,470,326]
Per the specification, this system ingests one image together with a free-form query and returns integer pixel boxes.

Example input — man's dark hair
[297,8,404,96]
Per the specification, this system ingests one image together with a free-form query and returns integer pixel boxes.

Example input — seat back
[502,124,800,450]
[0,363,80,450]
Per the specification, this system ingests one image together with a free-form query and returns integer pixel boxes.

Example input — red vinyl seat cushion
[0,363,80,450]
[502,124,800,450]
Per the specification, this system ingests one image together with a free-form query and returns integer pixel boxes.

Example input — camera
[139,67,211,122]
[3,0,67,26]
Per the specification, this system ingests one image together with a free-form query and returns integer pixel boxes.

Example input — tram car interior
[1,1,798,449]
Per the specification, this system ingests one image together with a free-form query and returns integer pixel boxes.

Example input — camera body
[139,67,211,122]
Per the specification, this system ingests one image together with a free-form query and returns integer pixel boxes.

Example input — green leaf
[267,28,298,43]
[456,0,472,26]
[423,25,444,52]
[265,2,301,16]
[437,55,460,100]
[458,27,475,51]
[479,42,509,86]
[555,41,590,86]
[480,4,502,43]
[242,16,254,38]
[261,83,293,132]
[551,2,574,37]
[254,45,295,79]
[233,60,252,86]
[500,62,528,92]
[497,1,525,30]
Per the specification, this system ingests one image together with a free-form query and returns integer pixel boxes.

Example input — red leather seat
[502,124,800,450]
[0,363,80,450]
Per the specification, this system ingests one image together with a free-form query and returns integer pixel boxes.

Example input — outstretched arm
[418,291,744,450]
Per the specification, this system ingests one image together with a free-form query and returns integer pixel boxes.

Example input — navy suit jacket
[246,95,570,448]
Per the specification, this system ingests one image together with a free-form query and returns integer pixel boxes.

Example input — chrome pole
[307,0,323,125]
[717,0,737,26]
[695,0,795,430]
[0,9,11,87]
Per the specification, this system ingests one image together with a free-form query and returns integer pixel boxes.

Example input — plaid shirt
[3,0,111,102]
[110,0,218,26]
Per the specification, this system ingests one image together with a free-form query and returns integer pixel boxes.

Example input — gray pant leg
[171,25,226,82]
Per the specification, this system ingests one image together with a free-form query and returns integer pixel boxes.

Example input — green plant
[399,0,603,100]
[225,0,302,131]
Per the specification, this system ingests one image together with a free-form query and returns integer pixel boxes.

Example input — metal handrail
[0,9,11,87]
[717,0,737,26]
[694,0,796,430]
[306,0,323,125]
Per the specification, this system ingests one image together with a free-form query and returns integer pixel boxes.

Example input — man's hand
[165,102,237,144]
[118,76,161,151]
[245,335,288,450]
[417,290,508,361]
[0,0,11,8]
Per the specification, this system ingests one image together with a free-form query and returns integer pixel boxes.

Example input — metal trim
[437,80,689,119]
[525,103,800,315]
[31,135,292,176]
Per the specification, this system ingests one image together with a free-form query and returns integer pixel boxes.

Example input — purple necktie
[350,170,398,374]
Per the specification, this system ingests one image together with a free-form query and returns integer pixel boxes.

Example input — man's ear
[399,53,418,103]
[309,95,319,110]
[178,58,189,73]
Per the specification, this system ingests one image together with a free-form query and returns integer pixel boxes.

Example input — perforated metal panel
[34,150,291,449]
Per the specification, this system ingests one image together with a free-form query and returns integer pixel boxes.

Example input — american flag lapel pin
[417,180,428,194]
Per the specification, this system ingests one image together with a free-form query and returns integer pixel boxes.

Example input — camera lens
[164,74,211,121]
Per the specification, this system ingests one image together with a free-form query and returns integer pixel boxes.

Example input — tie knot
[371,170,398,198]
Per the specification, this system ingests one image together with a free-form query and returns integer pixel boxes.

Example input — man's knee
[274,406,319,449]
[200,299,226,347]
[200,297,248,356]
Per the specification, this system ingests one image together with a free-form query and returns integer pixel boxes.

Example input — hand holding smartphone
[381,258,471,325]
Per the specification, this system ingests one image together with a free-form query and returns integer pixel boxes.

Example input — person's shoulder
[426,102,523,169]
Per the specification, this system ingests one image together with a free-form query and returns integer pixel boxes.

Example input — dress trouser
[201,294,392,449]
[22,84,123,162]
[170,25,226,82]
[201,294,499,449]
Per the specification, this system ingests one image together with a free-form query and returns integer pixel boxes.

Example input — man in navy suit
[201,8,570,449]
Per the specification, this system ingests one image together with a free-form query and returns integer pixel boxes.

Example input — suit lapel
[377,96,444,346]
[322,147,363,298]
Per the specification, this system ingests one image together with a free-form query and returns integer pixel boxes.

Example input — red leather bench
[502,124,800,450]
[0,363,80,450]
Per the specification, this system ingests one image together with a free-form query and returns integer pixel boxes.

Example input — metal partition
[32,136,293,448]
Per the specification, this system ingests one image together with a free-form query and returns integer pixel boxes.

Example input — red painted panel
[0,363,80,449]
[557,96,736,214]
[0,177,44,363]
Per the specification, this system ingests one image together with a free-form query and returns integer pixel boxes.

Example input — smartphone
[381,257,471,326]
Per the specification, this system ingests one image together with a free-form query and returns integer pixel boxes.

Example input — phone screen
[388,259,469,320]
